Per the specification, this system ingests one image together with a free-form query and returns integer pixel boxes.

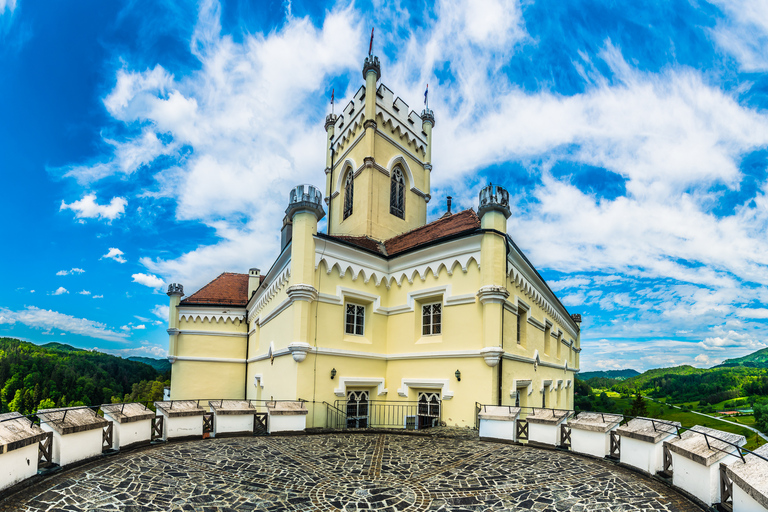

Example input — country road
[642,395,768,442]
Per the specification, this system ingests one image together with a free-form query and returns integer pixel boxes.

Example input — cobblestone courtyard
[2,432,701,511]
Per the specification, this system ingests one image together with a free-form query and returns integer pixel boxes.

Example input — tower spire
[369,27,374,56]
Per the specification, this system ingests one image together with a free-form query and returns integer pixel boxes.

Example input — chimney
[570,314,582,324]
[447,196,452,215]
[248,268,261,299]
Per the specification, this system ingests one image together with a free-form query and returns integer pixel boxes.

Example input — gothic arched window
[343,169,354,220]
[390,168,405,219]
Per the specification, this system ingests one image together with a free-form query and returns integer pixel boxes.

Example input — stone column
[166,283,183,364]
[285,185,325,359]
[421,109,435,195]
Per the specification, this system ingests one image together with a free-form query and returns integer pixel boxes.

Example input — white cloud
[132,273,164,289]
[60,194,127,221]
[134,324,146,330]
[56,267,85,276]
[77,290,91,295]
[101,247,126,263]
[92,294,104,299]
[0,0,16,15]
[0,306,129,342]
[52,286,69,295]
[30,290,35,294]
[152,304,169,320]
[710,0,768,71]
[98,344,168,358]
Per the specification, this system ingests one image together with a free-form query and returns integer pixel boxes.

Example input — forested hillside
[578,369,639,380]
[0,337,163,414]
[716,347,768,368]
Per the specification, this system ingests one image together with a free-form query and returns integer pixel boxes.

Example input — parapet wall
[2,402,766,512]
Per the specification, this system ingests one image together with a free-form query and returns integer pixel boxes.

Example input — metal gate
[609,431,620,458]
[102,421,113,451]
[253,412,268,435]
[151,416,164,441]
[203,412,214,434]
[516,420,528,440]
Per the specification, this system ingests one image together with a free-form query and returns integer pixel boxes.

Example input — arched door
[346,390,369,428]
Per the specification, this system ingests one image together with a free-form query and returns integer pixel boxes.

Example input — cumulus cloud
[0,306,129,342]
[56,268,85,276]
[60,194,127,221]
[51,0,768,370]
[52,286,68,295]
[101,247,126,263]
[77,290,91,295]
[132,273,164,289]
[93,295,104,299]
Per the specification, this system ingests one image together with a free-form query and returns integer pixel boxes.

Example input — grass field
[605,396,765,451]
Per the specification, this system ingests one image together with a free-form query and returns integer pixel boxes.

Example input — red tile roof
[184,211,480,305]
[330,209,480,256]
[331,235,386,254]
[384,209,480,255]
[180,272,256,306]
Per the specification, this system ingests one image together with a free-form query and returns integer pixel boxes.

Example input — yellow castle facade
[166,54,582,429]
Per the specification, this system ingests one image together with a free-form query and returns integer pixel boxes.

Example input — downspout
[498,237,510,406]
[244,307,249,400]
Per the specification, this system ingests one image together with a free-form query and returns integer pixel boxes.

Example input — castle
[165,52,582,428]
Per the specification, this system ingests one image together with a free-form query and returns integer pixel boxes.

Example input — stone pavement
[1,431,702,511]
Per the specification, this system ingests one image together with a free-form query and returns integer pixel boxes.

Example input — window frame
[343,169,354,220]
[344,303,365,336]
[421,302,442,336]
[390,167,405,219]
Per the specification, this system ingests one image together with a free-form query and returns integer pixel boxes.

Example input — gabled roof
[180,272,252,306]
[385,209,480,256]
[328,209,481,257]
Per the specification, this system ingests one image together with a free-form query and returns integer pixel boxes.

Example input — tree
[37,398,55,410]
[627,392,648,417]
[754,403,768,434]
[8,389,24,412]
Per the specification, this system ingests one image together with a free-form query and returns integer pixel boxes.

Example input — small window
[390,168,405,219]
[422,303,442,336]
[343,170,354,220]
[345,304,365,335]
[516,314,522,344]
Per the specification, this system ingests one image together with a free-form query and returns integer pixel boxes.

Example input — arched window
[390,168,405,219]
[343,170,354,220]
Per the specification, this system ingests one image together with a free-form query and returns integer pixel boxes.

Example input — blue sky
[1,0,768,371]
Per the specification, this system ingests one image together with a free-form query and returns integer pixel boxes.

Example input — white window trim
[334,377,388,397]
[397,378,454,400]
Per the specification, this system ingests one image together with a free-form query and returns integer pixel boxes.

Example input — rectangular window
[422,303,442,336]
[516,314,521,344]
[345,304,365,335]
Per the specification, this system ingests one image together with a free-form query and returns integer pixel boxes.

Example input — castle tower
[325,54,434,240]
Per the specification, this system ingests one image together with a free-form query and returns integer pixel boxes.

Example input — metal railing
[331,399,442,430]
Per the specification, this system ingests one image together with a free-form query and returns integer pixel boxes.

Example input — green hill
[578,369,639,380]
[127,356,171,373]
[716,347,768,368]
[0,337,163,414]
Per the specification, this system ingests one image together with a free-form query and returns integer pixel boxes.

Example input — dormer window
[390,168,405,219]
[343,170,354,220]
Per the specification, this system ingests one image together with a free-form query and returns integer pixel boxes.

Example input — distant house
[164,52,582,428]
